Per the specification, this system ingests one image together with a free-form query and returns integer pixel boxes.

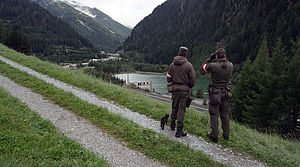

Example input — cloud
[74,0,166,28]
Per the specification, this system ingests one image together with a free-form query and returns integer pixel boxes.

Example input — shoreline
[125,86,209,112]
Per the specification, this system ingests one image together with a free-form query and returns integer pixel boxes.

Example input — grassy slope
[0,44,299,167]
[0,47,222,166]
[0,87,109,167]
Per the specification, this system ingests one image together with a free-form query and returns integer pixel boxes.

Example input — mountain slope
[123,0,299,67]
[1,44,299,167]
[31,0,131,52]
[0,0,97,62]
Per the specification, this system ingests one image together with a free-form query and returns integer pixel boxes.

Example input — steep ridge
[122,0,299,68]
[31,0,131,52]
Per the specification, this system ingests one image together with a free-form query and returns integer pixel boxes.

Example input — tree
[231,39,271,127]
[20,34,32,55]
[250,38,272,128]
[232,59,256,123]
[285,39,300,137]
[6,25,22,52]
[5,25,32,55]
[232,38,299,137]
[264,39,289,132]
[195,86,204,98]
[0,21,3,43]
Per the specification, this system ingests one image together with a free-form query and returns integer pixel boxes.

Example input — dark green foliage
[5,25,32,55]
[232,38,299,137]
[31,0,131,52]
[0,0,97,62]
[90,58,168,74]
[203,99,207,106]
[20,34,32,55]
[265,39,289,132]
[0,21,4,43]
[6,25,22,52]
[285,39,300,137]
[83,68,125,85]
[122,0,299,72]
[195,86,204,98]
[231,39,271,126]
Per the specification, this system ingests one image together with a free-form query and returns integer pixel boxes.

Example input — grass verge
[0,59,222,166]
[0,87,109,167]
[1,44,299,167]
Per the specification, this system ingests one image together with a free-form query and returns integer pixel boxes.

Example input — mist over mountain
[31,0,131,52]
[122,0,299,69]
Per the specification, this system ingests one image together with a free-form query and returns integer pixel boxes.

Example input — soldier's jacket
[202,58,233,85]
[202,57,234,101]
[167,56,196,92]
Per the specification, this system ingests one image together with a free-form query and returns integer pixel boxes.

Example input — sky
[72,0,167,28]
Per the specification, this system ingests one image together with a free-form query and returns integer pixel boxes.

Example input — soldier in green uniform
[167,46,196,138]
[201,48,233,142]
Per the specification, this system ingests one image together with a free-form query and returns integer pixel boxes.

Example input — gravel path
[0,56,267,167]
[0,75,166,167]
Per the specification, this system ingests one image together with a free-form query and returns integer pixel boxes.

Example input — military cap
[179,46,188,56]
[215,48,226,57]
[179,46,188,51]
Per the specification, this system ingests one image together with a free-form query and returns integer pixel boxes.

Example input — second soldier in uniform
[201,48,233,142]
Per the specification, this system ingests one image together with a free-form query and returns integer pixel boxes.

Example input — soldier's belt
[211,84,227,89]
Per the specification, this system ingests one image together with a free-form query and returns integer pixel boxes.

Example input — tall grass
[0,87,109,167]
[1,44,299,167]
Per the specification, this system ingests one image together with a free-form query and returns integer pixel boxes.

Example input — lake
[115,73,209,95]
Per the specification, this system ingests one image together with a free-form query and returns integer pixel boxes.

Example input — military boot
[207,132,218,142]
[175,127,187,138]
[223,134,229,141]
[170,121,176,131]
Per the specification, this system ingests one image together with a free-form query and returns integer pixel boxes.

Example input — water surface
[115,73,209,95]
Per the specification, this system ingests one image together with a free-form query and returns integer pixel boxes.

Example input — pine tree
[6,25,22,52]
[231,38,271,128]
[285,39,300,137]
[231,59,256,123]
[0,21,3,43]
[20,34,32,55]
[249,39,271,128]
[264,39,289,131]
[233,38,299,136]
[195,86,204,98]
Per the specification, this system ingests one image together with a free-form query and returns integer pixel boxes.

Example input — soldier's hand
[210,53,216,60]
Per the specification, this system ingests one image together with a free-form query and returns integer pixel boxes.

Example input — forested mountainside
[123,0,299,68]
[0,0,97,63]
[30,0,131,52]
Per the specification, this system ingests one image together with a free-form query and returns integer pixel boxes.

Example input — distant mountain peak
[56,0,97,18]
[30,0,131,52]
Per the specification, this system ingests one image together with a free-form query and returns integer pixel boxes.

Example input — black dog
[160,113,169,130]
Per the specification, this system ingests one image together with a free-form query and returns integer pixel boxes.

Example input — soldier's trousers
[171,92,189,128]
[209,89,230,139]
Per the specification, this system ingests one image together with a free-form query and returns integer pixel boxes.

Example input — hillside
[0,44,299,167]
[122,0,299,69]
[31,0,131,52]
[0,0,97,63]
